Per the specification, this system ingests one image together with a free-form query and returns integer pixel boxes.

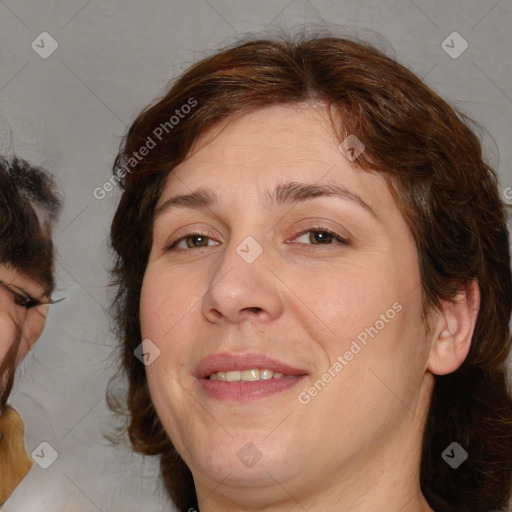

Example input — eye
[22,298,42,309]
[292,226,349,246]
[12,293,29,308]
[164,226,348,253]
[12,291,40,309]
[165,232,219,251]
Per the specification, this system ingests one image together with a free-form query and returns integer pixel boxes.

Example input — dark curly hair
[108,34,512,512]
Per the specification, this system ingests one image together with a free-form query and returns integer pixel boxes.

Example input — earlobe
[427,279,480,376]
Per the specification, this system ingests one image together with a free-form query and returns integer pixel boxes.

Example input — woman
[109,35,512,511]
[0,156,61,504]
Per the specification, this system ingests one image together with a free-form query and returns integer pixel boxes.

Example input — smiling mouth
[199,370,307,402]
[195,352,309,401]
[207,368,295,381]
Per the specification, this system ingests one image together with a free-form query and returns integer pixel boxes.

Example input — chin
[186,434,296,486]
[193,456,290,489]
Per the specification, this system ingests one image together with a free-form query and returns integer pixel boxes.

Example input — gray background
[1,1,511,510]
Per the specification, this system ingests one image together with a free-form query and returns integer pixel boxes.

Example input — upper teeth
[209,369,285,381]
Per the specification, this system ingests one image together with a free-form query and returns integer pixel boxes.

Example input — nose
[201,237,284,325]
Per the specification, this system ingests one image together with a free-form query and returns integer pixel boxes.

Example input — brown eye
[165,232,219,251]
[185,234,210,248]
[309,231,334,244]
[293,227,348,246]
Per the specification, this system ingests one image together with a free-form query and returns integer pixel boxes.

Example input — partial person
[0,156,61,505]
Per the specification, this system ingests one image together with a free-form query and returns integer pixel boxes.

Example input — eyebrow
[154,181,381,223]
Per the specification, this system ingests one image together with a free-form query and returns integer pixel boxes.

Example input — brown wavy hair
[108,33,512,512]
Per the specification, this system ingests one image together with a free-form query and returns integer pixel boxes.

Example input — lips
[194,352,309,379]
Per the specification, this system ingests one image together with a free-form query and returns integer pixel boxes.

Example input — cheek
[141,272,178,340]
[140,267,203,356]
[0,316,18,363]
[13,310,47,365]
[140,271,198,438]
[287,258,399,345]
[290,249,423,377]
[25,307,48,340]
[14,343,30,366]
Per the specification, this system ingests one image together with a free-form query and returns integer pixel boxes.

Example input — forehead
[185,102,339,161]
[159,103,398,223]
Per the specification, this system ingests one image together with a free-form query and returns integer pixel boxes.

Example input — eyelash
[165,226,349,252]
[12,292,39,309]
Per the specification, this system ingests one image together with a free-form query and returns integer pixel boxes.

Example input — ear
[427,279,480,376]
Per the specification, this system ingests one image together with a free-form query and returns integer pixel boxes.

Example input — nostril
[244,307,263,314]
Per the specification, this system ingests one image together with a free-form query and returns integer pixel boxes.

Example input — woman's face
[0,264,49,368]
[140,103,435,502]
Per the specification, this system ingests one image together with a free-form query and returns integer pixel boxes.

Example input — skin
[0,264,49,369]
[140,103,480,512]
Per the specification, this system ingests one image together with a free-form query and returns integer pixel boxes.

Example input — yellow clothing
[0,406,32,505]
